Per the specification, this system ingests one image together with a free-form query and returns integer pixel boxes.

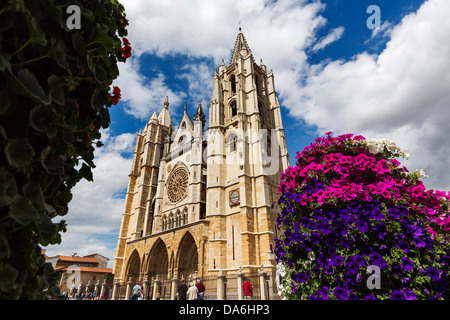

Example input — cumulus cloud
[291,0,450,190]
[115,58,186,120]
[311,26,345,52]
[176,61,214,110]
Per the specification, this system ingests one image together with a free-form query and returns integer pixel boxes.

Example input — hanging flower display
[274,132,450,300]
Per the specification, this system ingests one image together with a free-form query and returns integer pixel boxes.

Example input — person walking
[195,278,206,300]
[177,278,188,300]
[187,281,199,300]
[243,277,253,300]
[130,282,142,300]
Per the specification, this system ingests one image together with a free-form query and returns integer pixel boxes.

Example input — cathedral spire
[158,96,172,128]
[230,27,252,64]
[194,99,205,125]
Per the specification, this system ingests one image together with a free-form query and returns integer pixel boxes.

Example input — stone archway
[125,250,141,282]
[176,232,198,282]
[147,238,169,281]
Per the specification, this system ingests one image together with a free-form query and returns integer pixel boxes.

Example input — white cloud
[311,26,345,52]
[369,20,394,40]
[115,58,186,120]
[176,61,214,109]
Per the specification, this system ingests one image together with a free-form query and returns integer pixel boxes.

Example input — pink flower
[427,227,438,239]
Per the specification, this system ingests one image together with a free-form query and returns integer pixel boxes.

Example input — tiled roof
[55,266,112,274]
[50,255,98,263]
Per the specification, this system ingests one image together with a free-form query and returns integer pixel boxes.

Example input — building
[46,253,113,294]
[112,29,290,299]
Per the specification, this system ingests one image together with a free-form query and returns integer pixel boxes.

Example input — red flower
[109,86,121,105]
[121,37,132,58]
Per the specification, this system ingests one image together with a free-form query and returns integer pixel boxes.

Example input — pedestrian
[195,278,206,300]
[187,281,199,300]
[177,278,188,300]
[243,277,253,300]
[130,282,142,300]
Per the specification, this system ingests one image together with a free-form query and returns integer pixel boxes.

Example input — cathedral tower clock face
[167,166,189,203]
[229,189,240,206]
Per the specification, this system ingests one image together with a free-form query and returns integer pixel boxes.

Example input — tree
[0,0,129,299]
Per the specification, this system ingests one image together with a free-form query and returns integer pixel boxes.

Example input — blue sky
[45,0,450,267]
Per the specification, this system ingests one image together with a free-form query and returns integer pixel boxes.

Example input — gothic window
[179,136,184,145]
[229,135,237,152]
[166,166,189,203]
[231,101,237,117]
[255,75,260,94]
[162,216,167,231]
[230,74,236,94]
[181,121,186,129]
[169,213,174,229]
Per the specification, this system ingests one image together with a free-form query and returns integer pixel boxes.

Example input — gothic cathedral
[112,29,290,290]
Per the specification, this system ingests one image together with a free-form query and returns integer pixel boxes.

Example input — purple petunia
[334,286,347,300]
[400,257,414,272]
[370,252,387,269]
[390,290,406,300]
[426,266,440,281]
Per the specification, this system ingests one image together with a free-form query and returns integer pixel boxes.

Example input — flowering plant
[274,133,450,300]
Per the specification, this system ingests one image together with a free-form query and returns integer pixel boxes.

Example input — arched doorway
[125,250,141,282]
[176,232,198,281]
[147,238,169,281]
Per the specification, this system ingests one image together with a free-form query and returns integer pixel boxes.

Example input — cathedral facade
[112,29,290,293]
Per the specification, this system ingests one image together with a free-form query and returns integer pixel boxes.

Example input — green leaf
[22,181,44,206]
[29,105,51,132]
[15,68,50,104]
[0,234,10,260]
[37,214,58,246]
[9,195,40,225]
[5,138,35,168]
[48,38,68,69]
[0,264,19,294]
[0,90,13,116]
[72,31,86,56]
[47,75,65,106]
[94,26,114,51]
[26,15,47,46]
[0,167,18,207]
[79,163,93,181]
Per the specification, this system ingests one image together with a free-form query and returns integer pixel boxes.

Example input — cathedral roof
[178,102,193,128]
[230,27,253,64]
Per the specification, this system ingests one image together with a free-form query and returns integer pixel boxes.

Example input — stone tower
[206,28,290,274]
[112,29,289,293]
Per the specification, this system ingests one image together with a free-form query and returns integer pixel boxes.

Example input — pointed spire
[230,27,252,64]
[194,99,205,125]
[149,110,158,124]
[163,96,169,108]
[158,96,172,128]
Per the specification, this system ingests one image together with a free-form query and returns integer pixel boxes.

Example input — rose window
[166,166,189,203]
